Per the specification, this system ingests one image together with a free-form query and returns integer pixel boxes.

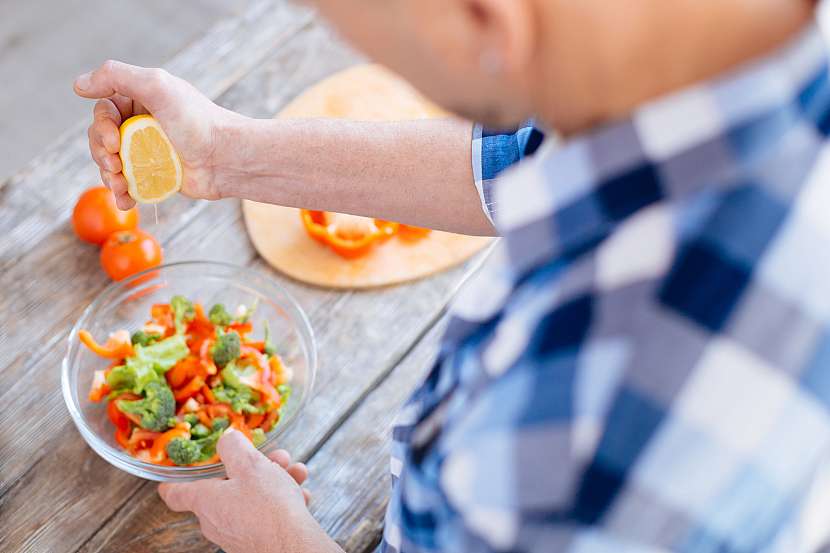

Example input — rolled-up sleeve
[472,120,545,224]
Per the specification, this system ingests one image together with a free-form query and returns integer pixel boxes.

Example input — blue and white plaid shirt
[383,23,830,553]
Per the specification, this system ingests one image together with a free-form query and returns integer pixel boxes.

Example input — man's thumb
[74,60,168,112]
[217,428,263,479]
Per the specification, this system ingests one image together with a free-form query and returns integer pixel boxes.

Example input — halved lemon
[119,115,182,204]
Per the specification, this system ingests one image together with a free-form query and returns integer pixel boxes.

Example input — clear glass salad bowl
[62,261,316,482]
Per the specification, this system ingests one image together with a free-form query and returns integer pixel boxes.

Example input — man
[74,0,830,551]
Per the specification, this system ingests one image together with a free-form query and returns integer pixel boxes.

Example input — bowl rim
[61,260,317,480]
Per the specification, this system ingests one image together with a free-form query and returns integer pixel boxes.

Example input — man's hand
[159,429,339,553]
[74,60,243,210]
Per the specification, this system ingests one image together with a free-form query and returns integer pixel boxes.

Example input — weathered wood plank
[76,318,449,553]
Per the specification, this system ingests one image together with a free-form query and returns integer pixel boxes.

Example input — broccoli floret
[166,421,229,465]
[106,361,158,395]
[166,437,202,466]
[209,303,232,326]
[251,428,266,447]
[212,385,263,414]
[212,331,241,368]
[183,413,200,427]
[166,416,179,429]
[131,330,161,347]
[191,423,211,438]
[220,361,257,389]
[212,417,230,432]
[171,295,195,334]
[116,381,175,431]
[195,429,223,460]
[263,321,276,357]
[214,362,263,413]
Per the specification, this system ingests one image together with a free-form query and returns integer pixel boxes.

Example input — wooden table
[0,2,486,551]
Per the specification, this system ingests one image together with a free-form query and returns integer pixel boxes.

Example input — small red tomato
[72,186,139,245]
[100,229,163,281]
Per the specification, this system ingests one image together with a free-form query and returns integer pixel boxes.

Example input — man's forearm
[215,117,496,236]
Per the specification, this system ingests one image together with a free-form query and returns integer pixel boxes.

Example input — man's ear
[409,0,536,78]
[460,0,536,76]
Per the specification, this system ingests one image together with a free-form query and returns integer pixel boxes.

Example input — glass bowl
[61,261,316,482]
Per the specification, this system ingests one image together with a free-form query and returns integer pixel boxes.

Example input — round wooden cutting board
[242,64,492,289]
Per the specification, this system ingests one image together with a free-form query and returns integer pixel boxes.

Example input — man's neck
[536,0,817,136]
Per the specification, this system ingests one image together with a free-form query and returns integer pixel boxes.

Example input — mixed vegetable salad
[82,295,292,466]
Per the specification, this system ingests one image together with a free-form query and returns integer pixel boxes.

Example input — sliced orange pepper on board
[398,224,432,241]
[300,209,330,244]
[79,329,134,359]
[300,210,400,259]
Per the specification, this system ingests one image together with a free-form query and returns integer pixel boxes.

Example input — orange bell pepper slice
[79,329,134,359]
[127,429,162,453]
[174,376,205,402]
[207,403,233,420]
[300,209,331,244]
[196,409,213,427]
[262,409,280,432]
[300,210,400,259]
[88,369,111,402]
[246,412,265,429]
[199,338,217,376]
[150,304,174,334]
[398,224,432,241]
[202,385,216,404]
[115,427,131,449]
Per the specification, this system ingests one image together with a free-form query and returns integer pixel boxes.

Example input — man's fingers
[217,428,266,480]
[90,140,121,173]
[303,488,312,505]
[158,480,224,513]
[108,94,134,120]
[100,170,134,210]
[265,450,308,484]
[266,449,292,469]
[74,60,171,113]
[287,462,308,486]
[93,99,123,153]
